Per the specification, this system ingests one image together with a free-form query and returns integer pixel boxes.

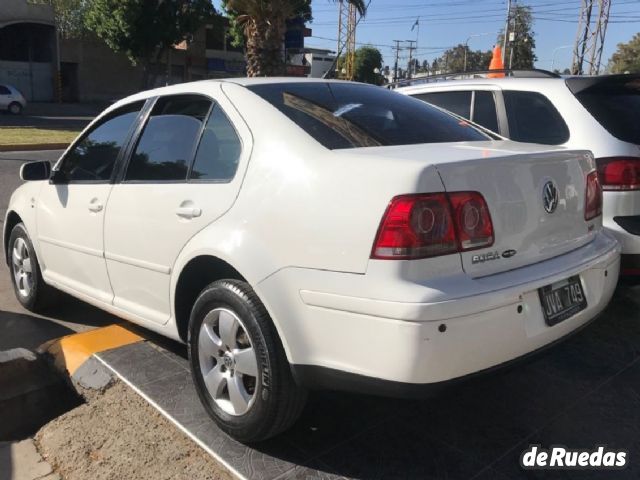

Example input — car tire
[8,102,22,115]
[188,279,307,442]
[8,223,57,312]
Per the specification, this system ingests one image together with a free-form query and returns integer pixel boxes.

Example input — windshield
[247,82,490,149]
[572,77,640,145]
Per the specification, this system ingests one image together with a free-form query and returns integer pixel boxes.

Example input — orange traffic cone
[488,45,505,78]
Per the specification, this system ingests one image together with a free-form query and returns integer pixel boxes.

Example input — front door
[104,92,247,324]
[36,101,144,303]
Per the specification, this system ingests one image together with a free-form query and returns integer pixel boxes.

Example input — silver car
[0,84,27,114]
[396,72,640,276]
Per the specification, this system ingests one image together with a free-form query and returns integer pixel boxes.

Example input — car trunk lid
[434,144,598,277]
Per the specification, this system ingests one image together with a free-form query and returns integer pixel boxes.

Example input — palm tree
[226,0,367,77]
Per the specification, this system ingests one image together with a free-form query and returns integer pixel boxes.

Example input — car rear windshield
[571,77,640,145]
[246,82,490,149]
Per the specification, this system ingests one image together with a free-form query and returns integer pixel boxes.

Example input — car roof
[396,73,640,95]
[396,76,566,94]
[105,77,370,116]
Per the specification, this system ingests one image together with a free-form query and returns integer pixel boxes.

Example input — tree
[84,0,216,86]
[607,33,640,74]
[353,46,382,84]
[224,0,367,77]
[497,4,536,69]
[432,45,492,73]
[51,0,87,39]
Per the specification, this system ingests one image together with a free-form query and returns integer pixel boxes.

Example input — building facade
[0,0,57,101]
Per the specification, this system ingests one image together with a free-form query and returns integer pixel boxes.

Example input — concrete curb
[0,143,69,152]
[0,348,81,440]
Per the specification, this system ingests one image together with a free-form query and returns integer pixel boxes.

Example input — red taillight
[371,192,494,260]
[596,157,640,191]
[448,191,494,250]
[585,171,603,221]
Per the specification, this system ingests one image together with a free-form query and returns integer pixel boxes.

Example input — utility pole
[336,0,358,79]
[406,40,416,79]
[502,0,512,63]
[392,40,402,82]
[571,0,611,75]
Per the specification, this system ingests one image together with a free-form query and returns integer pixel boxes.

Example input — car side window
[413,91,472,119]
[58,101,143,182]
[190,105,241,182]
[125,95,211,182]
[0,85,10,95]
[472,91,499,133]
[503,90,569,145]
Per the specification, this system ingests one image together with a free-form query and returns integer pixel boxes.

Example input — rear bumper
[260,231,620,391]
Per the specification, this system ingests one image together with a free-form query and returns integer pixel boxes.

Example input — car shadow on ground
[244,282,640,479]
[0,293,118,351]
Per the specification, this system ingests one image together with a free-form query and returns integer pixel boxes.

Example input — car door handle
[88,202,103,213]
[175,206,202,219]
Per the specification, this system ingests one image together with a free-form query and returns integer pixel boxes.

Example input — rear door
[104,88,250,324]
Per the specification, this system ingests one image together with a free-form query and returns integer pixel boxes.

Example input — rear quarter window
[572,79,640,145]
[503,90,569,145]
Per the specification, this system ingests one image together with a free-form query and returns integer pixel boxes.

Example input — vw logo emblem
[542,180,559,214]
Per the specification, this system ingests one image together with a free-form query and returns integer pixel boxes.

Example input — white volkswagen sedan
[4,78,620,442]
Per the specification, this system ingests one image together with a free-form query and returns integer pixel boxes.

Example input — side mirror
[19,161,51,182]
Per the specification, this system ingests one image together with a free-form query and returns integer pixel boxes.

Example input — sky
[213,0,640,73]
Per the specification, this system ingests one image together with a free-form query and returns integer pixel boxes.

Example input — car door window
[58,101,143,182]
[413,91,472,119]
[503,91,569,145]
[125,95,211,182]
[190,105,241,182]
[0,86,10,95]
[472,91,499,133]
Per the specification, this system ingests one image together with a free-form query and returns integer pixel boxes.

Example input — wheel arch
[3,210,23,264]
[173,254,247,343]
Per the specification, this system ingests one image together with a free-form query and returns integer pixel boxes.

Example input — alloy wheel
[11,237,33,298]
[198,308,258,416]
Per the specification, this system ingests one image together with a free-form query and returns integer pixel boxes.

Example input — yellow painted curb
[47,324,142,375]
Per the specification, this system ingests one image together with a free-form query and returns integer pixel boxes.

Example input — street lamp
[551,45,572,72]
[464,33,491,72]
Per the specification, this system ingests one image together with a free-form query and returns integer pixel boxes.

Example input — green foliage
[51,0,87,39]
[432,45,492,73]
[353,45,382,84]
[222,0,312,49]
[84,0,216,66]
[497,4,536,69]
[608,33,640,74]
[223,0,367,76]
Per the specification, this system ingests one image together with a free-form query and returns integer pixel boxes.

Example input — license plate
[538,276,587,326]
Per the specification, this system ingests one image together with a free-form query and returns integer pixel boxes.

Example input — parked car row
[3,76,624,442]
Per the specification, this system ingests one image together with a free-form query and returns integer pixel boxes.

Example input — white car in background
[396,71,640,275]
[4,78,619,442]
[0,84,27,114]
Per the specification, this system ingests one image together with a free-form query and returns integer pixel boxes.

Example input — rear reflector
[596,156,640,191]
[585,171,603,221]
[371,192,493,260]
